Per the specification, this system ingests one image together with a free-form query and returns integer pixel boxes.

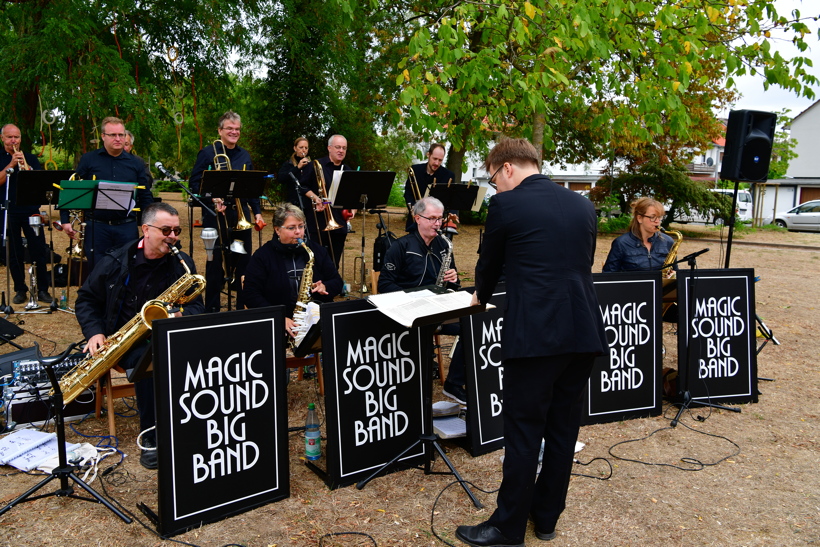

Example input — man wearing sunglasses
[378,196,467,404]
[75,202,204,469]
[59,116,154,271]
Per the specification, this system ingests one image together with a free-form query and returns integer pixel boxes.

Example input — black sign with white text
[319,299,426,489]
[153,307,289,536]
[583,272,663,424]
[677,269,757,404]
[460,287,506,456]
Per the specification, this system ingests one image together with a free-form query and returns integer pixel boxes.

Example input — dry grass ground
[0,195,817,546]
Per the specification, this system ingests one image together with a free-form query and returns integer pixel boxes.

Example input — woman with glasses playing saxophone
[602,197,678,274]
[243,203,342,342]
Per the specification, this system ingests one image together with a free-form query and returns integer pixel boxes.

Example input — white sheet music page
[96,181,136,212]
[367,290,492,328]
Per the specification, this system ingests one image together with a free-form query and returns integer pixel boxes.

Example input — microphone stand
[0,343,131,523]
[670,249,741,427]
[156,162,216,257]
[290,170,313,243]
[2,169,13,314]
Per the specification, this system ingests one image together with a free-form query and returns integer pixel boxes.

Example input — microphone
[5,168,13,175]
[155,162,181,182]
[680,248,709,262]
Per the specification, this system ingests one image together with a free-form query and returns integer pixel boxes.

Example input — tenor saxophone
[55,246,206,404]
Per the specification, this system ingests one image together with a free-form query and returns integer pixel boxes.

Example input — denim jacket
[602,230,674,272]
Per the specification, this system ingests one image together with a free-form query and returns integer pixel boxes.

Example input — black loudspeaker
[720,109,777,182]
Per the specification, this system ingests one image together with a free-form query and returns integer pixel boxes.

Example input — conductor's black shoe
[140,437,158,470]
[12,291,27,305]
[535,529,557,541]
[38,290,52,303]
[443,381,467,405]
[455,522,524,547]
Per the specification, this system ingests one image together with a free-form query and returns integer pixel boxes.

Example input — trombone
[311,159,342,266]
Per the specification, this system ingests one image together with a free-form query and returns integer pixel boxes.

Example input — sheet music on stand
[367,288,492,328]
[96,181,136,212]
[329,170,344,205]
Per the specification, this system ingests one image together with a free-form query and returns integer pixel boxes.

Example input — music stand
[332,171,395,296]
[0,343,131,523]
[670,250,740,427]
[200,170,268,310]
[427,183,480,214]
[15,170,74,312]
[356,287,486,508]
[57,180,136,310]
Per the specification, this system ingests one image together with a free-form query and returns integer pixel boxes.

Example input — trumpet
[12,145,31,170]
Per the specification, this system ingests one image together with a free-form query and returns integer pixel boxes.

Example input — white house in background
[753,100,820,224]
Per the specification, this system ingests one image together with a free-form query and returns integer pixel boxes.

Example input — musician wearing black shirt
[59,117,154,271]
[0,123,52,304]
[189,111,263,312]
[403,143,456,232]
[299,134,351,268]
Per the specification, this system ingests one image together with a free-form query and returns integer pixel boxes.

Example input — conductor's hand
[311,280,328,295]
[442,268,458,284]
[85,334,106,356]
[61,223,76,238]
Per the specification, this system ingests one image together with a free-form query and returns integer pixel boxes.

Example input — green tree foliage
[768,110,798,180]
[381,0,817,178]
[593,159,732,228]
[0,0,263,162]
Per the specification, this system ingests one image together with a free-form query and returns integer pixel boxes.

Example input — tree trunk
[446,146,466,184]
[532,111,545,165]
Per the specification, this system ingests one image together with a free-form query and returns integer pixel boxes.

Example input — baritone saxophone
[55,245,206,404]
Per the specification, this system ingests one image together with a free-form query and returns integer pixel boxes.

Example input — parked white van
[674,189,753,224]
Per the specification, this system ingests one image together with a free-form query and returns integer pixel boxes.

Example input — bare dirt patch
[0,199,817,546]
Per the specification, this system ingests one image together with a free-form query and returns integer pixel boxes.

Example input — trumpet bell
[229,239,247,254]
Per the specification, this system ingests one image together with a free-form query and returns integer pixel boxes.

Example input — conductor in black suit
[456,138,606,547]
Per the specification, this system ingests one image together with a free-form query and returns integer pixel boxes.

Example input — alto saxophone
[290,239,315,350]
[55,245,206,404]
[660,229,683,277]
[435,230,454,287]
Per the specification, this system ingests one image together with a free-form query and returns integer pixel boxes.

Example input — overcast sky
[727,0,820,117]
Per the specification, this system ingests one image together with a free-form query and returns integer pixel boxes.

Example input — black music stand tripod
[15,170,74,313]
[0,343,131,523]
[200,169,268,310]
[356,299,485,508]
[670,249,741,427]
[334,171,395,296]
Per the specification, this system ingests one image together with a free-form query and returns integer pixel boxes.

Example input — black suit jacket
[475,174,606,361]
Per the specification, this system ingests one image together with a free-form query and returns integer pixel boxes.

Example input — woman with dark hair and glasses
[243,203,342,340]
[602,196,675,272]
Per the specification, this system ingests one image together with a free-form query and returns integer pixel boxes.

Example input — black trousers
[487,353,596,542]
[202,207,251,312]
[6,213,51,293]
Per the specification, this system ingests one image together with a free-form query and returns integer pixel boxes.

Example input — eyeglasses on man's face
[417,214,444,224]
[148,224,182,236]
[488,164,504,189]
[103,132,126,139]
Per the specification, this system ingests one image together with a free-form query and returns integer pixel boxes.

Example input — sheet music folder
[428,184,481,212]
[330,170,395,209]
[200,170,268,199]
[367,285,490,329]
